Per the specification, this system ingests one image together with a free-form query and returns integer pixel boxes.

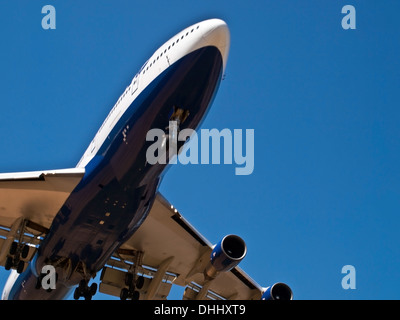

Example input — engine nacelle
[262,283,293,300]
[204,234,247,279]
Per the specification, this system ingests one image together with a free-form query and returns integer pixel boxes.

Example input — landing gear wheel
[73,287,81,300]
[84,292,93,300]
[132,290,140,300]
[74,279,97,300]
[4,257,13,271]
[16,260,25,274]
[78,279,87,292]
[6,241,30,273]
[125,273,134,287]
[9,242,18,255]
[21,245,30,259]
[120,288,129,300]
[119,288,140,300]
[90,283,98,296]
[136,276,145,290]
[121,272,144,300]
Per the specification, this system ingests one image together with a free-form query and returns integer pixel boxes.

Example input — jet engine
[204,234,247,279]
[261,282,293,300]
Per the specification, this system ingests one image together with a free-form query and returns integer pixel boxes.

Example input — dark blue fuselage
[9,46,223,299]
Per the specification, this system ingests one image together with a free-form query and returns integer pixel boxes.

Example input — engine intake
[205,234,247,279]
[262,283,293,300]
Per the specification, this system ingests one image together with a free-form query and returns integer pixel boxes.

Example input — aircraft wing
[0,168,85,268]
[99,193,264,300]
[0,170,274,300]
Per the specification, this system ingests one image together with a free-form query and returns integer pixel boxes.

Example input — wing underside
[99,193,263,300]
[0,168,263,299]
[0,168,85,271]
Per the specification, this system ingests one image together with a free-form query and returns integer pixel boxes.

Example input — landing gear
[4,219,33,274]
[120,287,140,300]
[169,106,190,126]
[73,279,98,300]
[4,241,30,274]
[166,106,190,159]
[4,256,25,273]
[119,274,144,300]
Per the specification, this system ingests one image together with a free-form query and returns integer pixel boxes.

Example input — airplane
[0,18,292,300]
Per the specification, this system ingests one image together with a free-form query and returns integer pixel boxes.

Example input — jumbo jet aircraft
[0,19,292,300]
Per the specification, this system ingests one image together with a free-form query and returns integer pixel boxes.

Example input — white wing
[0,168,85,269]
[99,193,263,300]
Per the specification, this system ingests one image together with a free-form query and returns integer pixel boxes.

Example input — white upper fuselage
[77,19,230,169]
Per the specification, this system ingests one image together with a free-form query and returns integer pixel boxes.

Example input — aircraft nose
[202,19,229,38]
[201,19,230,72]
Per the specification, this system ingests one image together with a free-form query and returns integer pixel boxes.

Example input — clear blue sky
[0,1,399,300]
